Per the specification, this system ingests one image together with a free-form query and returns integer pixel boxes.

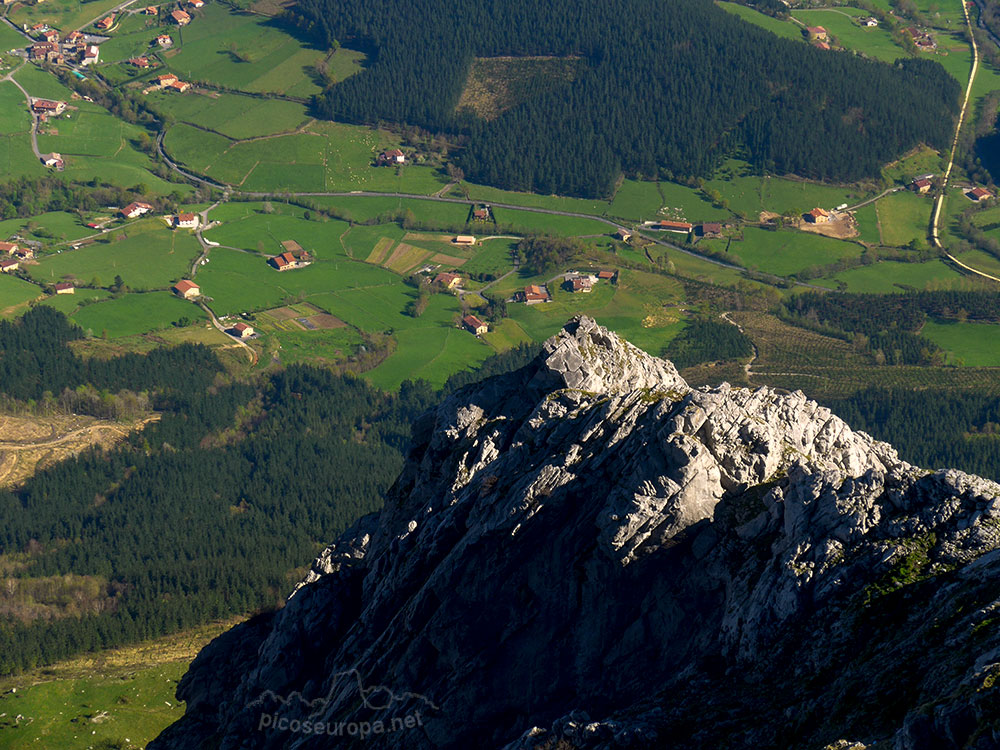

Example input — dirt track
[0,414,158,488]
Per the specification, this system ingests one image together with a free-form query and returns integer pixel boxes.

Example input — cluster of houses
[903,27,936,51]
[0,241,34,273]
[27,24,101,66]
[268,241,312,271]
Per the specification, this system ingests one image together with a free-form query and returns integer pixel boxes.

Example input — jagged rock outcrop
[152,316,1000,750]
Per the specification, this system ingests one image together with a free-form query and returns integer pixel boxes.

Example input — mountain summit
[153,316,1000,749]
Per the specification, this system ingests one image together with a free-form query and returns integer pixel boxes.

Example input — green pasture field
[883,145,943,184]
[608,179,730,224]
[365,325,494,390]
[971,205,1000,228]
[480,317,534,350]
[203,209,349,260]
[461,240,516,277]
[326,47,367,84]
[490,207,610,236]
[0,661,186,750]
[9,0,123,34]
[953,248,1000,278]
[0,134,46,178]
[272,326,364,367]
[921,320,1000,366]
[708,226,862,276]
[717,1,803,41]
[853,203,881,244]
[38,287,111,315]
[0,82,31,135]
[875,190,932,247]
[96,16,162,63]
[37,109,125,158]
[28,227,201,290]
[0,211,91,244]
[341,224,406,260]
[148,91,310,139]
[705,161,871,219]
[820,259,964,292]
[196,247,401,316]
[0,274,43,315]
[165,120,449,194]
[914,0,965,29]
[791,9,909,63]
[12,64,75,102]
[504,273,685,355]
[70,290,203,337]
[461,182,612,216]
[0,22,26,55]
[163,123,231,173]
[163,4,326,97]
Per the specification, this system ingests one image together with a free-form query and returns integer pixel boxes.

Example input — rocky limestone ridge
[151,316,1000,750]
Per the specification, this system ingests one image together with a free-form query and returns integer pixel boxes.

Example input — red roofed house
[0,242,18,255]
[472,207,490,221]
[172,279,199,298]
[231,322,254,338]
[32,99,66,115]
[806,26,827,40]
[0,258,19,273]
[54,281,75,294]
[805,207,830,223]
[41,29,59,42]
[462,314,488,336]
[188,0,204,7]
[155,34,173,47]
[815,42,831,50]
[64,30,84,43]
[377,148,405,165]
[697,222,723,237]
[433,272,462,289]
[269,251,304,271]
[96,14,115,30]
[120,201,153,219]
[517,284,550,304]
[128,56,151,69]
[968,187,993,201]
[912,178,932,194]
[174,213,198,229]
[14,246,33,260]
[82,45,100,65]
[144,5,158,13]
[596,270,616,280]
[170,9,191,25]
[168,80,191,93]
[565,275,593,293]
[156,73,179,87]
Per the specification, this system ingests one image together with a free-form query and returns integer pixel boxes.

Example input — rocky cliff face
[152,316,1000,750]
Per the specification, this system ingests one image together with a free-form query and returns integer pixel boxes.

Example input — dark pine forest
[288,0,960,197]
